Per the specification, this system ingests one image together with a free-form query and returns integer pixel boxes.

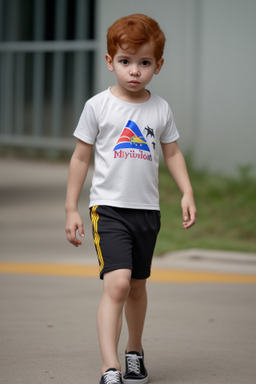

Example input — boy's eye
[141,60,150,66]
[120,59,129,65]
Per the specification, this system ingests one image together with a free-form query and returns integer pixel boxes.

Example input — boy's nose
[129,66,140,76]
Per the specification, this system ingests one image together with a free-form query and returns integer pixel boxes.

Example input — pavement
[0,157,256,384]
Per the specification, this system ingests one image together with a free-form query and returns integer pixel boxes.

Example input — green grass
[155,163,256,255]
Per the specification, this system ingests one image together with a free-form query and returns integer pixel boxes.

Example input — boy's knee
[111,277,130,303]
[105,270,131,303]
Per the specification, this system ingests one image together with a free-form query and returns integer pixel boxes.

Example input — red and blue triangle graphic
[113,120,150,152]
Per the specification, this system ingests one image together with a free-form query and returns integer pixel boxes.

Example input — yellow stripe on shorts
[91,206,104,273]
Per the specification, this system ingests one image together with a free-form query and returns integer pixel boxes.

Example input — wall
[194,0,256,176]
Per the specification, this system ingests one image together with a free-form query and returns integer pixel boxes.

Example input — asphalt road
[1,158,256,384]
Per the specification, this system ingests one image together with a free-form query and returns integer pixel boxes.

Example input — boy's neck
[110,86,150,103]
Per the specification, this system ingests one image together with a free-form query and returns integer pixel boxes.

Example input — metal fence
[0,0,97,151]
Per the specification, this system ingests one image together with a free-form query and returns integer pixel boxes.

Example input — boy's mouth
[128,80,140,85]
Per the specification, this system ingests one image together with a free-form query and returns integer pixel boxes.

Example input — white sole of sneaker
[123,377,149,384]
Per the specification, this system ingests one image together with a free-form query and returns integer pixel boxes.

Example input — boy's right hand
[65,210,85,247]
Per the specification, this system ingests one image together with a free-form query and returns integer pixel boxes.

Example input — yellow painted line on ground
[0,262,256,284]
[150,268,256,284]
[0,262,98,278]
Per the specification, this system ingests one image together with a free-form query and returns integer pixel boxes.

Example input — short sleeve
[160,105,180,143]
[73,101,98,144]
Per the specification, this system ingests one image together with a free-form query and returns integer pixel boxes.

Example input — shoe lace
[126,354,141,375]
[103,370,121,384]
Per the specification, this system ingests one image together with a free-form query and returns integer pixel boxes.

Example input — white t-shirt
[74,88,179,210]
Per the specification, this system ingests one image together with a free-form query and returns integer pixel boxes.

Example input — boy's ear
[154,58,164,74]
[105,54,114,72]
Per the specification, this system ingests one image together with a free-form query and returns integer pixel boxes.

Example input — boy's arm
[65,140,93,246]
[161,141,197,229]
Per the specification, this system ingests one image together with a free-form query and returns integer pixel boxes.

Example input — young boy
[65,14,197,384]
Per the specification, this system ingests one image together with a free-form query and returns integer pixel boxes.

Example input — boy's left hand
[181,194,197,229]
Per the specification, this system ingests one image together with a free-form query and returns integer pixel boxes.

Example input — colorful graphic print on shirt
[113,120,154,161]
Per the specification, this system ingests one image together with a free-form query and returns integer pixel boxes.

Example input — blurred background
[0,0,255,256]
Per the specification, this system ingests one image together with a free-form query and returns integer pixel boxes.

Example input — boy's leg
[125,278,147,354]
[123,278,149,383]
[97,268,132,374]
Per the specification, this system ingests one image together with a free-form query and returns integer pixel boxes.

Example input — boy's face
[105,41,164,100]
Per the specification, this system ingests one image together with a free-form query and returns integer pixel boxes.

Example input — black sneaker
[123,351,149,384]
[99,368,123,384]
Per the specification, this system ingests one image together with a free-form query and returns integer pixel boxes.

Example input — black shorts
[90,206,161,280]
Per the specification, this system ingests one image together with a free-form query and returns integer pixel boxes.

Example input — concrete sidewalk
[1,157,256,384]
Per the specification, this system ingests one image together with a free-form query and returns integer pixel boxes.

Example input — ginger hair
[107,14,166,62]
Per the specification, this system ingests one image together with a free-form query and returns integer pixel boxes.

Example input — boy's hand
[181,193,197,229]
[65,210,85,247]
